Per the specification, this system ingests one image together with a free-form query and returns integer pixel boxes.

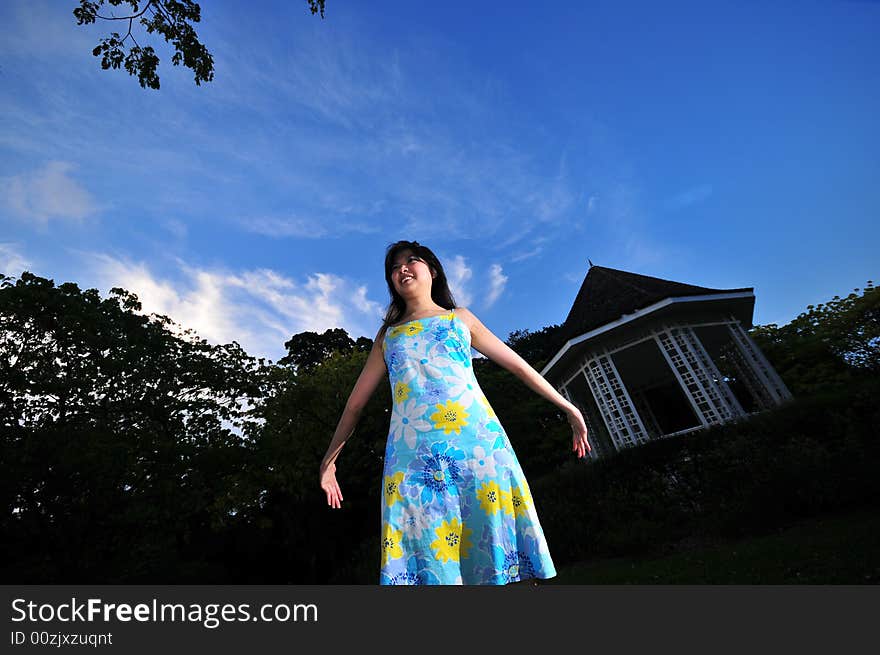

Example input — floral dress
[379,309,557,585]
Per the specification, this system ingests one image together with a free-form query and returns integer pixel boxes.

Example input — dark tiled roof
[560,264,754,342]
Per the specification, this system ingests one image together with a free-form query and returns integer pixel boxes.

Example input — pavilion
[541,264,793,460]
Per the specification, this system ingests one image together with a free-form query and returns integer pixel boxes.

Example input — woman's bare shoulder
[454,307,498,341]
[373,323,389,347]
[453,306,478,331]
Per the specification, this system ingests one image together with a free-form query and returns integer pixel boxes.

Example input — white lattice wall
[582,352,651,450]
[727,319,793,404]
[653,324,746,427]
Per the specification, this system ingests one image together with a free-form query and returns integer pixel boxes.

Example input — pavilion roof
[559,264,754,342]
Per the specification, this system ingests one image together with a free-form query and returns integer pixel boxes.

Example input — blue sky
[2,0,877,362]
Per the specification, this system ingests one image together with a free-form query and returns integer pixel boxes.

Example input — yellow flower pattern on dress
[430,518,473,563]
[511,485,532,518]
[498,486,515,517]
[382,524,404,566]
[477,480,502,515]
[379,310,557,585]
[394,381,411,404]
[430,399,469,435]
[403,321,425,337]
[480,395,496,419]
[384,471,405,508]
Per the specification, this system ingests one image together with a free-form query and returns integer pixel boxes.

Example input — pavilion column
[726,319,794,406]
[653,324,746,428]
[581,351,650,451]
[722,344,774,410]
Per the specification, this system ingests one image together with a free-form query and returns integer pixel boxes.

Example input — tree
[506,323,566,370]
[243,347,390,582]
[750,280,879,396]
[278,327,370,374]
[73,0,326,90]
[0,272,268,581]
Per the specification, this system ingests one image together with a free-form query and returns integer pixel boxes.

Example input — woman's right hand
[320,460,343,509]
[566,405,591,459]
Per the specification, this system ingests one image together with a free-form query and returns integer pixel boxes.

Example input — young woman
[319,240,590,584]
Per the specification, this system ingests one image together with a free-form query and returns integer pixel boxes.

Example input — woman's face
[390,249,434,296]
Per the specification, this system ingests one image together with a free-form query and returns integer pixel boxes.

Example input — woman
[319,240,590,585]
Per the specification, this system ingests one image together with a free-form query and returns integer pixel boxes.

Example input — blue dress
[379,309,557,585]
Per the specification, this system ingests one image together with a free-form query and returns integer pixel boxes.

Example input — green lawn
[551,506,880,584]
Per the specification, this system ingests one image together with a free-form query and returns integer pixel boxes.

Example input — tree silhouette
[278,327,370,374]
[73,0,326,89]
[2,268,875,583]
[0,272,266,581]
[750,280,878,395]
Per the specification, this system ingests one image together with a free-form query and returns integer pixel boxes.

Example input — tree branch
[95,0,153,21]
[121,16,134,44]
[150,0,178,31]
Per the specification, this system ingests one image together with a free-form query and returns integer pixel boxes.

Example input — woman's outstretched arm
[319,328,388,508]
[456,307,591,458]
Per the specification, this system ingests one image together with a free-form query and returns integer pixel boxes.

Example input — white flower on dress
[390,398,432,448]
[399,504,431,540]
[396,364,419,386]
[443,375,479,410]
[469,446,497,480]
[474,420,498,442]
[492,447,514,469]
[420,351,457,380]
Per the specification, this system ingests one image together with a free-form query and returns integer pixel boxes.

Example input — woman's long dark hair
[380,240,457,333]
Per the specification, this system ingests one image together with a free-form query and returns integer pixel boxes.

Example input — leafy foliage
[0,272,267,580]
[278,328,371,373]
[506,323,566,370]
[72,0,327,89]
[2,268,876,582]
[750,280,878,395]
[533,374,880,566]
[240,348,390,582]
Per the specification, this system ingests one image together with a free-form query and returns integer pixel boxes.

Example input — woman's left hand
[566,406,591,458]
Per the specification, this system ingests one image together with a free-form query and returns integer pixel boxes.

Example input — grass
[550,506,880,584]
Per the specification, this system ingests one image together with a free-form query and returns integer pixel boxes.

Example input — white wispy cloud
[506,232,553,263]
[484,264,508,308]
[241,216,330,239]
[239,215,382,239]
[509,247,543,263]
[443,254,473,308]
[439,255,506,311]
[162,219,189,240]
[594,180,673,270]
[2,4,584,255]
[199,17,582,245]
[0,242,33,277]
[0,0,94,58]
[668,184,713,210]
[81,252,386,362]
[553,174,670,292]
[0,161,98,226]
[527,154,578,222]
